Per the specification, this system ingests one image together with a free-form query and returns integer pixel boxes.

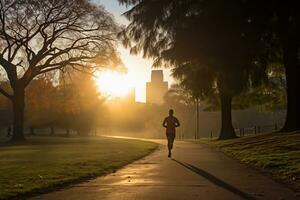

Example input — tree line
[0,72,106,136]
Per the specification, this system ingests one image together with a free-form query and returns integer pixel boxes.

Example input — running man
[162,109,180,158]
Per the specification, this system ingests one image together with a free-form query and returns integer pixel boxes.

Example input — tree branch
[0,87,12,99]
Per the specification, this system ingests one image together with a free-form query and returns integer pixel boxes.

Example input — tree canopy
[0,0,120,141]
[119,0,273,139]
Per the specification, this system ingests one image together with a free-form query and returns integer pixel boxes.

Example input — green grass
[196,133,300,191]
[0,136,158,199]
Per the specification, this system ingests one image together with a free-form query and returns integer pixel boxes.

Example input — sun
[96,70,131,98]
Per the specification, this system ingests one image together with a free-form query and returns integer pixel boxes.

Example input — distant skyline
[93,0,174,102]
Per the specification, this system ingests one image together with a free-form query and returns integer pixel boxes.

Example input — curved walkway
[32,140,299,200]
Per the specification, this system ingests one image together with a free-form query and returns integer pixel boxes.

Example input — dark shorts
[166,133,175,140]
[166,133,175,150]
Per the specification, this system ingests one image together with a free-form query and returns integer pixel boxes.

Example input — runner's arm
[175,118,180,127]
[162,118,167,128]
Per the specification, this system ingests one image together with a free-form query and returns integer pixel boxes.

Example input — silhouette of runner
[162,109,180,158]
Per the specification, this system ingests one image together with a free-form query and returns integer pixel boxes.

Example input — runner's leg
[168,134,175,157]
[168,137,172,150]
[166,134,172,157]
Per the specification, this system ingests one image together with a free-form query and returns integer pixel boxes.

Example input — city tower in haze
[146,70,168,104]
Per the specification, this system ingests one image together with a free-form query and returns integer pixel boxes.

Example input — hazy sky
[93,0,174,102]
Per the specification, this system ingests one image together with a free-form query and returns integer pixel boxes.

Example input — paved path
[32,140,299,200]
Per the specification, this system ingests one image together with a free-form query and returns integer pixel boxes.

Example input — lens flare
[96,71,131,98]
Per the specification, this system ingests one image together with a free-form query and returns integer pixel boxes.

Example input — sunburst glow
[96,70,132,98]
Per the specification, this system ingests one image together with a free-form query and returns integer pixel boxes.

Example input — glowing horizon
[94,0,175,102]
[96,70,132,99]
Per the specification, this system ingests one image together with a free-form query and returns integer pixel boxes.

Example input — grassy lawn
[0,136,158,199]
[196,132,300,191]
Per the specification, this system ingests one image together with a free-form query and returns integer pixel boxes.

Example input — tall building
[146,70,168,104]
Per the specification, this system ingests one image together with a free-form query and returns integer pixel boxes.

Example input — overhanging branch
[0,87,12,99]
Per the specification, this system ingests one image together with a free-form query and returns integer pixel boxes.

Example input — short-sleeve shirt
[163,116,179,134]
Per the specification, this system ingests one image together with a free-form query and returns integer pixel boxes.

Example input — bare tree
[0,0,119,141]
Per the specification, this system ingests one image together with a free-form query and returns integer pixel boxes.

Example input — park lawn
[0,136,158,199]
[197,132,300,191]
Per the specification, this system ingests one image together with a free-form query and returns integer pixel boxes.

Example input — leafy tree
[0,0,119,141]
[119,0,268,139]
[267,1,300,131]
[171,64,216,139]
[26,77,59,129]
[59,71,104,135]
[231,1,300,132]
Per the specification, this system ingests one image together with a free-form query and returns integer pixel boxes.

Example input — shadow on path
[172,159,257,200]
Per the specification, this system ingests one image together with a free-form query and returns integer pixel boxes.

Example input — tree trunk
[10,87,25,142]
[218,93,237,140]
[196,98,199,139]
[281,42,300,132]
